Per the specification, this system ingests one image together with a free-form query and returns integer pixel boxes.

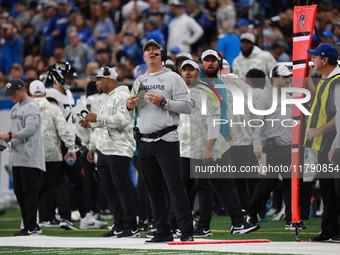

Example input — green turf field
[0,209,322,240]
[0,209,324,255]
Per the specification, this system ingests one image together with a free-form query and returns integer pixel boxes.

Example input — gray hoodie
[130,68,192,142]
[10,97,45,171]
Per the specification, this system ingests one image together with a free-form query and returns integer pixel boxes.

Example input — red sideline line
[167,239,271,245]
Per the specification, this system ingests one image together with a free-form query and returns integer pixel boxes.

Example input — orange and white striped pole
[292,4,317,241]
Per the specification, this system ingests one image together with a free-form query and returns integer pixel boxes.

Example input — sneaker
[147,220,156,231]
[99,228,123,238]
[15,226,42,236]
[80,213,108,229]
[171,229,178,238]
[272,206,285,221]
[180,232,194,241]
[310,234,331,242]
[14,229,27,236]
[146,230,156,238]
[193,227,212,237]
[39,219,60,227]
[27,226,42,235]
[117,228,140,238]
[145,234,173,243]
[285,221,306,230]
[266,208,277,216]
[138,220,149,232]
[176,229,182,236]
[272,213,286,221]
[59,219,77,230]
[329,235,340,242]
[229,222,259,234]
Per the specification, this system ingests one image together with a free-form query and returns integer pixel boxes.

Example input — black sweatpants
[97,151,137,230]
[317,151,339,237]
[38,161,72,221]
[13,167,41,231]
[132,155,153,222]
[229,145,253,210]
[138,140,193,235]
[194,151,244,228]
[248,145,292,224]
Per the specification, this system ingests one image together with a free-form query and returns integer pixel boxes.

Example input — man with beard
[193,49,259,236]
[232,33,277,79]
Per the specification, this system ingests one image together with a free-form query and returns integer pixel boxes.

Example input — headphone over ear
[199,50,223,70]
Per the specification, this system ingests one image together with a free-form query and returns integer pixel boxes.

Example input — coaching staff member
[0,79,45,236]
[126,39,194,243]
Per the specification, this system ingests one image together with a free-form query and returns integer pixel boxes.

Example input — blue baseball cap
[307,43,339,60]
[321,30,334,38]
[170,46,181,54]
[236,18,249,27]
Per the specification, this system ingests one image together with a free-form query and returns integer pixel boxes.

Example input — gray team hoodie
[131,68,192,142]
[10,97,45,171]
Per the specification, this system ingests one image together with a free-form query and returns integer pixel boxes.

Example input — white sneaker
[80,213,108,229]
[60,219,77,230]
[272,206,286,221]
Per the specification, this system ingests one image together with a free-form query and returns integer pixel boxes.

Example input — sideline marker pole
[292,3,317,242]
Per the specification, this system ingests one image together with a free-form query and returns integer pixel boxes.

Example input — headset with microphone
[141,41,167,62]
[198,50,223,70]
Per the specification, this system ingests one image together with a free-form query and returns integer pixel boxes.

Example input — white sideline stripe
[0,236,339,255]
[293,36,310,42]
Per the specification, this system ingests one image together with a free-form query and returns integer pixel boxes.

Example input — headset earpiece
[217,52,223,70]
[161,49,167,62]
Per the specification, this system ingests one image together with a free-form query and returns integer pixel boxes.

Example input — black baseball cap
[5,78,25,96]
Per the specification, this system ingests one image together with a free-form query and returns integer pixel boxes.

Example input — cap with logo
[94,66,118,80]
[142,39,162,53]
[180,60,199,70]
[29,80,46,96]
[5,78,25,96]
[270,65,292,78]
[201,49,219,61]
[307,43,339,60]
[240,32,255,44]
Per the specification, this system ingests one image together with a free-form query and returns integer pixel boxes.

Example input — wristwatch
[160,97,167,107]
[8,132,12,140]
